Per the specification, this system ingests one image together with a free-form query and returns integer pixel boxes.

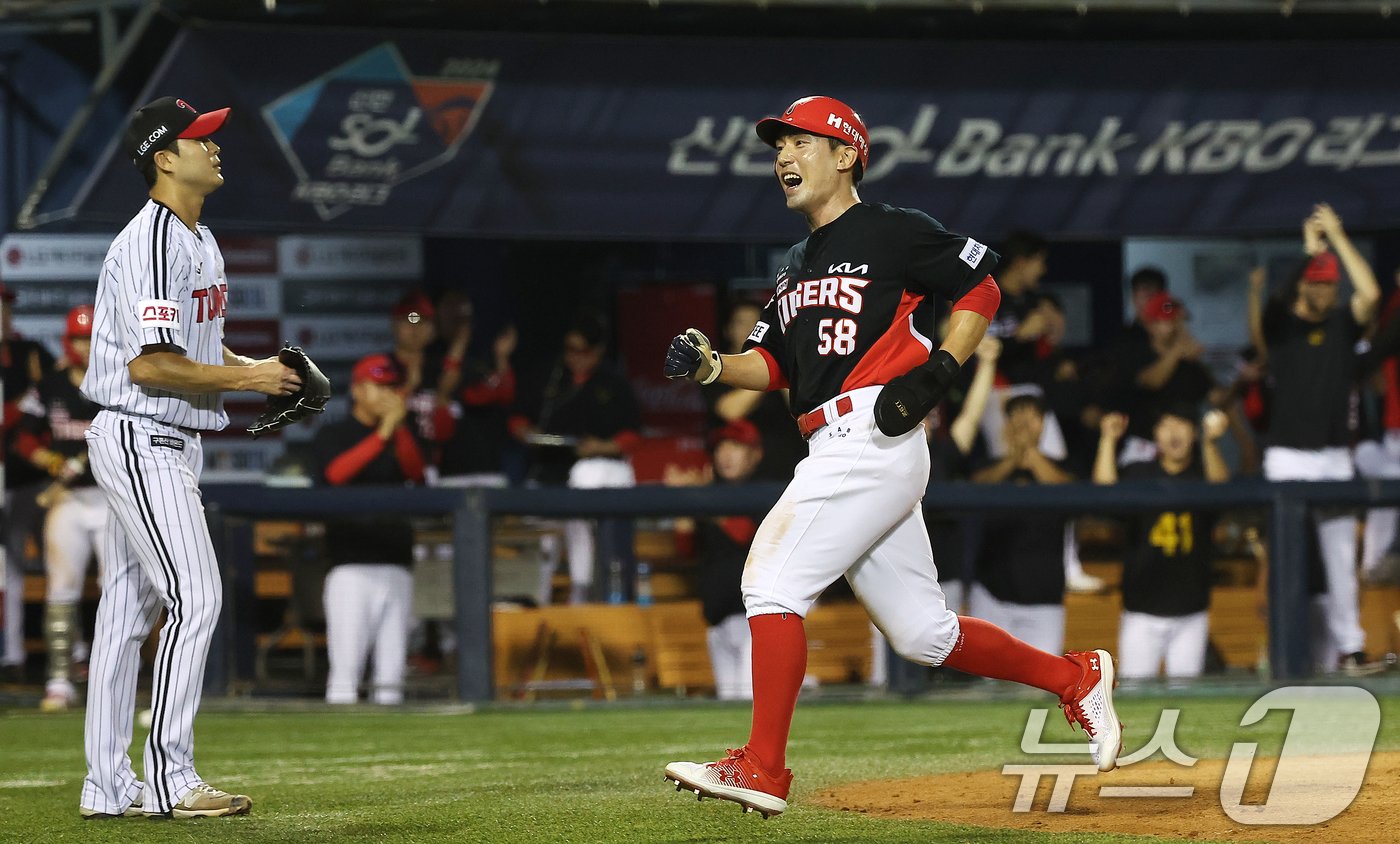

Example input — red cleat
[1061,649,1123,772]
[664,746,793,817]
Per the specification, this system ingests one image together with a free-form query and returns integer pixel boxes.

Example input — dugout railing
[200,478,1400,701]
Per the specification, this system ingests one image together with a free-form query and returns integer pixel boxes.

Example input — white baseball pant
[1353,431,1400,575]
[1117,610,1209,679]
[81,413,221,817]
[1262,446,1365,658]
[706,613,753,700]
[967,582,1065,656]
[45,486,109,604]
[563,457,635,603]
[741,387,962,666]
[324,564,414,705]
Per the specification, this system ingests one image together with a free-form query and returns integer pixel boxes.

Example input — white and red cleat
[1061,649,1123,772]
[664,746,793,818]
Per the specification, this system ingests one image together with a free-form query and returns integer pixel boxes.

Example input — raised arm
[1200,409,1231,483]
[949,336,1001,454]
[1092,412,1126,485]
[712,387,763,421]
[1247,266,1268,366]
[1312,203,1380,325]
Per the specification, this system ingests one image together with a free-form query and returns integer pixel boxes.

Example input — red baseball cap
[351,353,404,385]
[711,419,762,449]
[1303,252,1341,283]
[65,305,94,337]
[755,96,870,170]
[1143,291,1185,323]
[124,97,230,168]
[393,291,436,323]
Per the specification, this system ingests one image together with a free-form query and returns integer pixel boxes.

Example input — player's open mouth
[781,173,802,190]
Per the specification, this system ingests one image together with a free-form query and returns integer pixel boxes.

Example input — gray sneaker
[146,783,252,819]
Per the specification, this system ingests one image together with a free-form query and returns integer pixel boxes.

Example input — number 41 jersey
[743,202,1000,416]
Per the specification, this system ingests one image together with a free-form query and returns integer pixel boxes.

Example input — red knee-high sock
[745,613,806,772]
[942,616,1079,698]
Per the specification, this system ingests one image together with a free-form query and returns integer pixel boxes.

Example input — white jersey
[81,199,229,431]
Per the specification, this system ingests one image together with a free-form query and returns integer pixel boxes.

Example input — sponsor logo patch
[138,298,182,328]
[959,238,987,268]
[150,434,186,451]
[747,321,770,343]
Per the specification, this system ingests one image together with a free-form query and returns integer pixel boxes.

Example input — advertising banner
[61,28,1400,240]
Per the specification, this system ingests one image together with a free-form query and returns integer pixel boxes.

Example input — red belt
[796,396,854,438]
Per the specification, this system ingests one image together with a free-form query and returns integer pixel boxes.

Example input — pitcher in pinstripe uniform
[77,97,300,820]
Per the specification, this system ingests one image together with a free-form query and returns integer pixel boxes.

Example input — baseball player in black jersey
[310,353,426,705]
[14,307,104,711]
[3,281,58,676]
[662,96,1121,818]
[1095,406,1230,679]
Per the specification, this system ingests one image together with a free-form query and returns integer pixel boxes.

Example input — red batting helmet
[755,96,870,170]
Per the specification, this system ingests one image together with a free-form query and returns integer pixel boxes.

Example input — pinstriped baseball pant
[80,411,221,816]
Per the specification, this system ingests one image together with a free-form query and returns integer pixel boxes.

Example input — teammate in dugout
[310,353,427,705]
[12,307,105,712]
[1095,405,1230,680]
[2,280,58,679]
[385,292,455,472]
[78,97,301,820]
[662,96,1122,818]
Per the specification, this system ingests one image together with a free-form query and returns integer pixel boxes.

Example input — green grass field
[2,685,1396,843]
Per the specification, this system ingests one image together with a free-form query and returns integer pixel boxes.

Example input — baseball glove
[247,344,332,438]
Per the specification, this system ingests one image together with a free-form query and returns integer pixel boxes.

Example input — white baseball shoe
[40,679,77,713]
[1060,649,1123,772]
[80,788,144,819]
[664,746,793,818]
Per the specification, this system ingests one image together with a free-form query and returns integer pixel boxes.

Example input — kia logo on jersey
[828,261,869,275]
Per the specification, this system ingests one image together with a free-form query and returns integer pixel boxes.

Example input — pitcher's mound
[813,752,1399,842]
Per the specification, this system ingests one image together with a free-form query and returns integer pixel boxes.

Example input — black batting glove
[873,350,961,437]
[663,329,722,384]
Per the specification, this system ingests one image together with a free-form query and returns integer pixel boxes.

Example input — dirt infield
[813,751,1398,842]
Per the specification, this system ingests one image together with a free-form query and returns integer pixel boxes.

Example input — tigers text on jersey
[743,202,1000,415]
[81,199,230,431]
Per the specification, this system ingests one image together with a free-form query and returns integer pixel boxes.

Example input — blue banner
[66,27,1400,240]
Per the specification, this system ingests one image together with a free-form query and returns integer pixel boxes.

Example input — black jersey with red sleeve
[3,336,58,489]
[742,203,1000,415]
[308,416,426,567]
[14,369,101,487]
